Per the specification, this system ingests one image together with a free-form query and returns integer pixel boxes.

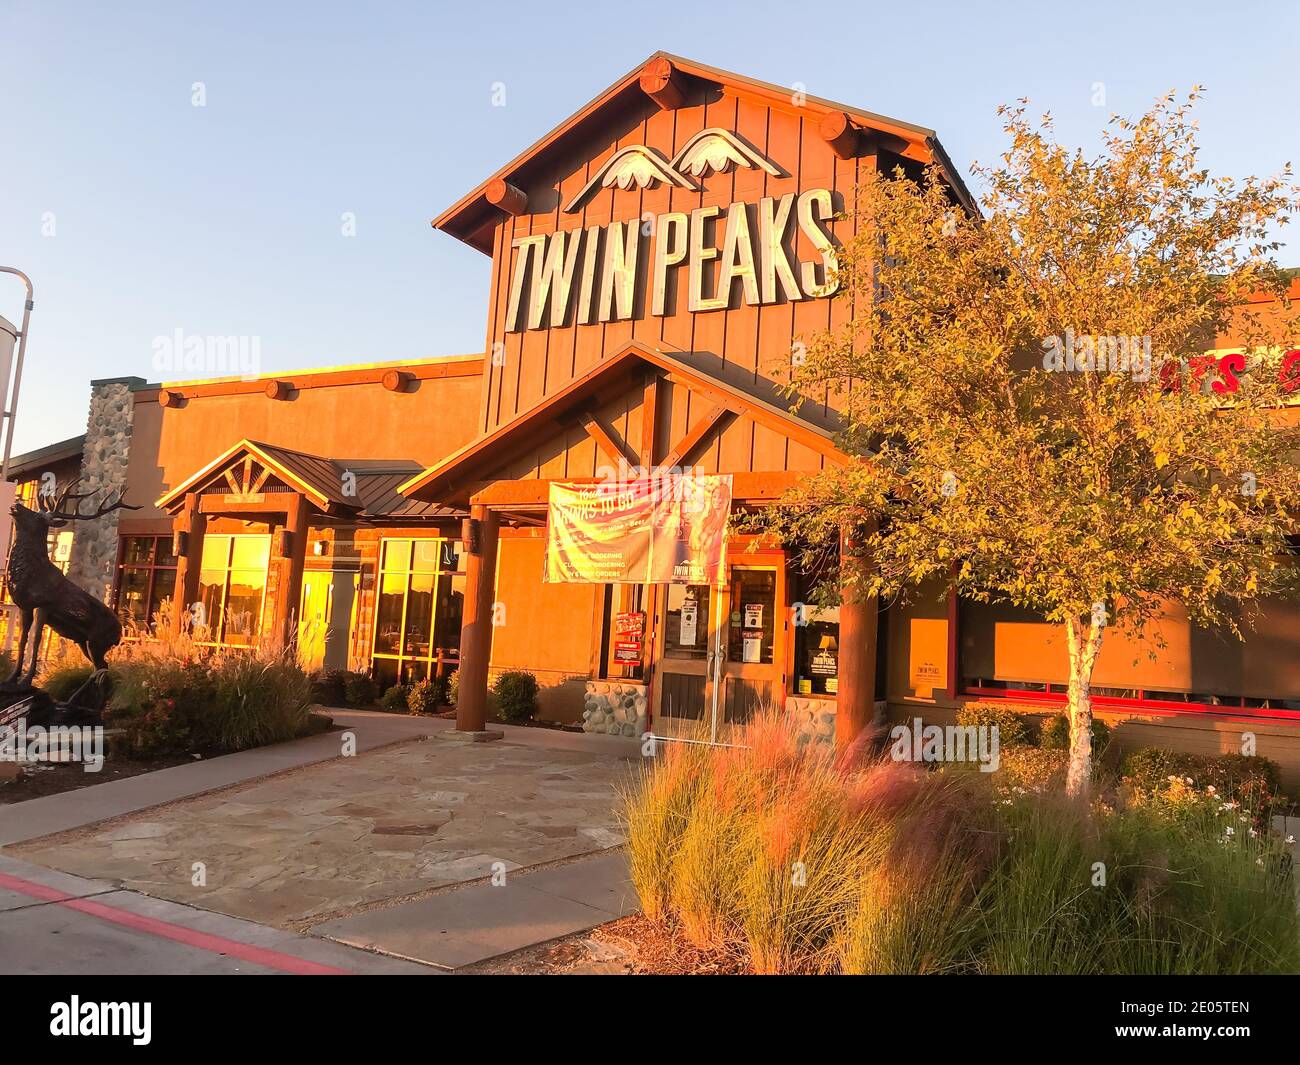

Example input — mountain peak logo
[564,129,785,213]
[670,129,785,180]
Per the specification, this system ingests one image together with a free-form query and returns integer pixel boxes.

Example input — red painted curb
[0,870,350,975]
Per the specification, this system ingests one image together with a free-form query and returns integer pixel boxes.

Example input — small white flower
[1184,776,1194,785]
[1286,835,1296,845]
[1240,815,1249,824]
[1256,857,1265,867]
[1248,828,1258,839]
[1225,826,1235,837]
[1206,785,1217,795]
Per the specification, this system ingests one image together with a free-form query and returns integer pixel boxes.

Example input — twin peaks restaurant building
[49,54,1300,778]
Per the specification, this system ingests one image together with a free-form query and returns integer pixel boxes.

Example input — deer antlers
[39,478,142,522]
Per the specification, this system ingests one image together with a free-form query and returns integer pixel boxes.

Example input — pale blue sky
[1,0,1296,453]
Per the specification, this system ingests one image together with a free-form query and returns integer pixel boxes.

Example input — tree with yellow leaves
[768,91,1300,798]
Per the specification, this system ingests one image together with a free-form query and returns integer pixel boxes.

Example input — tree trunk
[1064,614,1106,800]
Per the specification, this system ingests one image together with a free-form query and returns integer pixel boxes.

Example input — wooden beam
[639,374,659,467]
[820,110,860,160]
[486,177,528,216]
[661,405,729,468]
[468,471,805,509]
[639,57,688,110]
[580,410,635,467]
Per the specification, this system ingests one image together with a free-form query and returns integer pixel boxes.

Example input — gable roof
[398,341,845,502]
[155,440,462,520]
[435,51,975,253]
[5,434,85,482]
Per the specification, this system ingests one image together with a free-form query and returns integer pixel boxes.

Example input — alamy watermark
[1042,329,1151,381]
[888,717,1001,772]
[151,328,261,380]
[1,719,105,773]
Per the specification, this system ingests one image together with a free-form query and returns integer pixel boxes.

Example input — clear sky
[1,0,1296,454]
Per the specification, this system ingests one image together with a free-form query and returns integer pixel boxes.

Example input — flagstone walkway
[9,729,639,929]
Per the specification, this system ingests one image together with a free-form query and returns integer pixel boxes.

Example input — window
[196,534,270,647]
[114,535,179,630]
[794,605,840,696]
[371,537,466,687]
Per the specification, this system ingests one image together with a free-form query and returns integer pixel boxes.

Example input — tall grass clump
[622,708,1300,975]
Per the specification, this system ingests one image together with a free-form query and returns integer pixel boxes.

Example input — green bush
[343,671,377,707]
[1040,712,1112,754]
[308,668,348,707]
[41,665,96,703]
[447,668,460,708]
[955,702,1036,748]
[406,678,443,716]
[206,655,313,750]
[494,670,539,724]
[106,652,312,756]
[379,683,410,711]
[1122,747,1283,817]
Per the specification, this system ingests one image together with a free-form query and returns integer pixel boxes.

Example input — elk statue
[1,479,140,723]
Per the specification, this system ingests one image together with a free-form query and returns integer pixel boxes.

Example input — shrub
[206,655,313,750]
[1040,712,1112,754]
[41,665,96,703]
[343,671,377,707]
[105,640,313,756]
[955,702,1037,748]
[406,678,442,716]
[494,670,539,724]
[996,747,1068,793]
[308,669,348,707]
[379,683,410,711]
[447,669,460,708]
[1122,747,1283,822]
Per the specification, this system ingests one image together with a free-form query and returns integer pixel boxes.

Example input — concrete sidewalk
[0,710,444,846]
[0,852,432,974]
[313,849,636,969]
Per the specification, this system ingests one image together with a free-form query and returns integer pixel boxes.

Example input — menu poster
[679,600,699,646]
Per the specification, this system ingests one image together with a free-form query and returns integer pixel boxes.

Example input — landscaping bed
[0,752,194,804]
[623,710,1300,975]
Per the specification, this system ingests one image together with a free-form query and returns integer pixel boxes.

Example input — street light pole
[0,267,34,483]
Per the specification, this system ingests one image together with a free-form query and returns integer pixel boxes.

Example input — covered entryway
[397,340,865,744]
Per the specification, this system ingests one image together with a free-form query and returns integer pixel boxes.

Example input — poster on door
[545,474,731,585]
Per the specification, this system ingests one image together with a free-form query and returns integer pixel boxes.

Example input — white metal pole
[0,267,34,482]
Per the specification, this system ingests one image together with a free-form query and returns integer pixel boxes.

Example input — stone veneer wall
[67,379,137,603]
[788,696,837,748]
[582,680,648,736]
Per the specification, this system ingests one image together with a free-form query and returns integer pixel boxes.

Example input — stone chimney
[67,377,145,603]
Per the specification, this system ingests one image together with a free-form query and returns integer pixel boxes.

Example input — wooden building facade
[17,53,1300,783]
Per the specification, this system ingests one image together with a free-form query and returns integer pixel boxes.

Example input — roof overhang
[434,51,976,253]
[398,341,846,504]
[155,439,359,515]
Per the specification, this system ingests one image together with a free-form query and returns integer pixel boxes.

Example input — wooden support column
[274,494,309,650]
[455,504,501,734]
[171,492,207,633]
[835,521,880,748]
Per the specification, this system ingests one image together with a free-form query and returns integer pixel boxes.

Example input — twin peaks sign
[504,130,840,333]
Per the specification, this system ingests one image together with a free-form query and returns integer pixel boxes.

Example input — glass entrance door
[651,561,786,743]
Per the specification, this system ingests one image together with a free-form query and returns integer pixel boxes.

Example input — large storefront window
[115,535,179,630]
[371,537,465,689]
[959,597,1300,711]
[197,534,270,647]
